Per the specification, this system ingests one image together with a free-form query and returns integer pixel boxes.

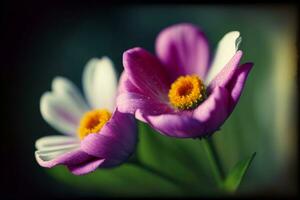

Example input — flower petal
[143,113,204,138]
[117,71,172,122]
[35,148,104,175]
[225,63,253,112]
[117,92,172,116]
[142,87,229,138]
[35,135,105,175]
[35,135,80,163]
[35,135,79,150]
[192,86,230,135]
[35,144,80,161]
[82,57,117,111]
[207,51,243,91]
[81,133,128,162]
[67,158,105,175]
[81,110,137,167]
[102,110,137,153]
[205,31,242,84]
[117,71,140,95]
[35,146,89,168]
[40,77,89,135]
[155,23,210,81]
[123,47,171,100]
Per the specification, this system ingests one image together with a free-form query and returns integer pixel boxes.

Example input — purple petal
[123,47,171,100]
[144,113,204,138]
[81,133,129,162]
[207,51,243,91]
[117,92,172,117]
[117,71,140,95]
[225,63,253,112]
[68,158,105,175]
[142,87,230,138]
[192,86,230,135]
[117,71,172,122]
[35,148,93,168]
[81,109,137,167]
[155,23,210,81]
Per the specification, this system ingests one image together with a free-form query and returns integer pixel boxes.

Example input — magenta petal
[117,71,140,95]
[144,113,204,138]
[193,86,230,135]
[35,149,92,168]
[81,133,128,161]
[68,158,105,175]
[225,63,253,112]
[208,51,243,90]
[81,110,137,167]
[123,47,171,100]
[99,110,137,156]
[142,87,230,138]
[155,23,210,81]
[117,92,172,116]
[117,71,172,121]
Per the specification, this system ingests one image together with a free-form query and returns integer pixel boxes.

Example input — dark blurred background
[2,1,298,198]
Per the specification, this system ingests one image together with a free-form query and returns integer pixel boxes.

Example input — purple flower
[117,23,253,138]
[35,57,137,175]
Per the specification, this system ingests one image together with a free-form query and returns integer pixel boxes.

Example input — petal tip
[228,31,240,37]
[40,92,52,118]
[236,50,243,56]
[160,22,204,33]
[245,62,254,67]
[123,47,143,56]
[99,56,114,66]
[51,76,68,90]
[240,62,254,73]
[123,47,144,67]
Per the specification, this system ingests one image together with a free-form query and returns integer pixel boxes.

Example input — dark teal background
[2,2,298,198]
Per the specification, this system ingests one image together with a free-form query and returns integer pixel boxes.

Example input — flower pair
[35,23,253,175]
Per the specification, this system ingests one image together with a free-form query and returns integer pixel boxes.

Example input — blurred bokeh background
[2,2,298,198]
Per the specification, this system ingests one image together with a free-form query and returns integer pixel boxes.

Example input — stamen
[168,75,206,110]
[77,109,111,140]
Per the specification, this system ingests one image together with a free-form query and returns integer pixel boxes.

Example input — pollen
[168,75,206,110]
[77,109,112,140]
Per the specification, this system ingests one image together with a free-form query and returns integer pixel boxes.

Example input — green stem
[128,155,180,187]
[201,137,225,189]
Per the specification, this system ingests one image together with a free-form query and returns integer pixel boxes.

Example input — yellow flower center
[168,75,206,110]
[77,109,111,140]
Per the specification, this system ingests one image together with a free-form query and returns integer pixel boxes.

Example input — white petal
[205,31,242,85]
[35,135,79,150]
[82,57,117,111]
[35,145,80,162]
[35,135,80,161]
[40,77,89,135]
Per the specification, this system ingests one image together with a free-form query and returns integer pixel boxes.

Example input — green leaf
[223,152,256,193]
[137,122,217,195]
[47,163,185,197]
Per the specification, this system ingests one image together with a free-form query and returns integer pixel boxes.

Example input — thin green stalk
[136,161,180,186]
[127,154,195,195]
[128,155,180,187]
[201,137,225,189]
